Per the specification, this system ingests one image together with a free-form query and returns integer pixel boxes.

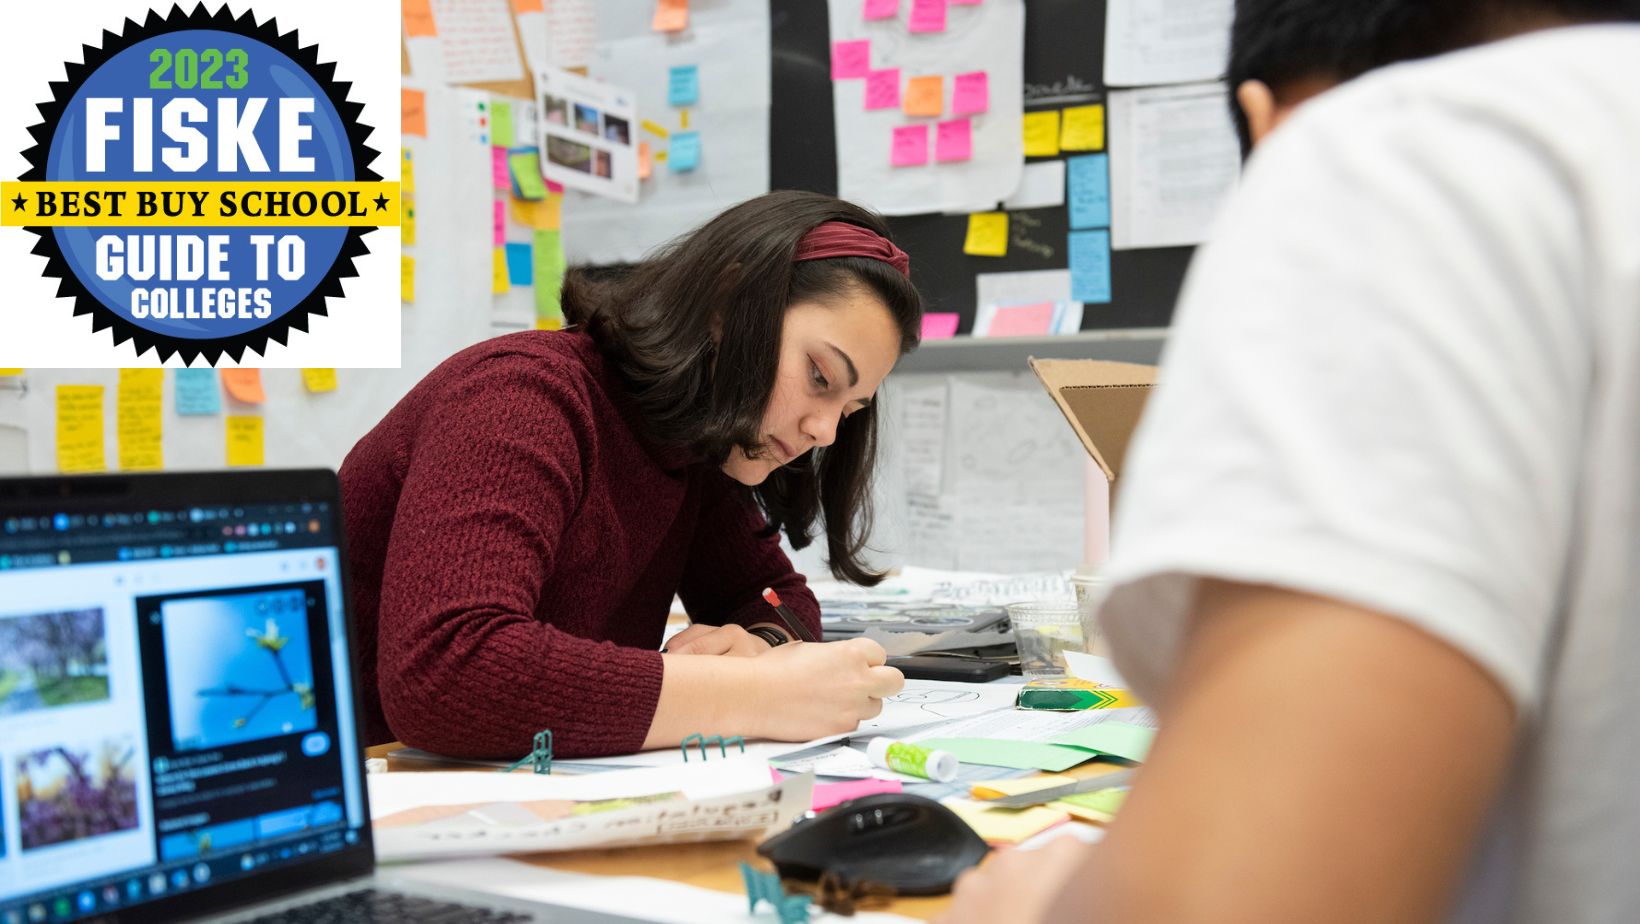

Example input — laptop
[0,470,641,923]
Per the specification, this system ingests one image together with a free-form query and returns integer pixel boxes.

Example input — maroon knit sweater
[338,330,821,759]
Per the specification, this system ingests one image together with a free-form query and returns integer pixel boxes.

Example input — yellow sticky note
[402,203,416,246]
[116,369,163,471]
[510,195,561,230]
[904,75,944,117]
[1060,104,1105,151]
[944,799,1071,845]
[492,248,510,294]
[301,368,338,393]
[0,369,22,375]
[1023,110,1061,157]
[402,256,416,303]
[226,416,265,467]
[220,369,265,404]
[968,774,1077,801]
[56,385,106,473]
[401,149,415,195]
[963,212,1008,257]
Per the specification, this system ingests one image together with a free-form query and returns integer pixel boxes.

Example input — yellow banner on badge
[2,182,402,226]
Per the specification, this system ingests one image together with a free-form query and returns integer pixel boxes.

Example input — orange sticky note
[402,0,437,37]
[402,88,427,138]
[511,0,545,12]
[638,141,653,180]
[904,76,943,117]
[510,195,562,230]
[652,0,688,32]
[220,369,266,404]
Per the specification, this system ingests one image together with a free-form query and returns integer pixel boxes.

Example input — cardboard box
[1028,358,1156,562]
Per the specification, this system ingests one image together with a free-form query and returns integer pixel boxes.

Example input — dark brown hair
[561,191,923,584]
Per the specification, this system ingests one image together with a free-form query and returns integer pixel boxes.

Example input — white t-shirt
[1097,25,1640,922]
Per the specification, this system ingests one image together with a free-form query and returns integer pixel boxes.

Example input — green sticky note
[919,738,1094,772]
[492,100,514,148]
[533,230,567,327]
[509,150,549,200]
[1052,723,1155,763]
[1059,787,1128,815]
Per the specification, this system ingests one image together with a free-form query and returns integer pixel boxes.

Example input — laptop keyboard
[241,888,534,923]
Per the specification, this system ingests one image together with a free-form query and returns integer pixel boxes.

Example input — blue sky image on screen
[160,589,318,751]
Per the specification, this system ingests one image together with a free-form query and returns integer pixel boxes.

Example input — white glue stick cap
[867,737,958,782]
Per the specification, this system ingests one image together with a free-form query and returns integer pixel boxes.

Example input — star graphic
[373,193,389,212]
[9,194,25,212]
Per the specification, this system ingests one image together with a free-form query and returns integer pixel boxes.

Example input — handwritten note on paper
[1069,229,1113,303]
[533,230,567,328]
[504,242,534,286]
[864,68,901,110]
[402,89,428,138]
[921,312,960,340]
[401,149,415,195]
[427,0,524,83]
[904,75,943,117]
[669,131,701,172]
[987,303,1056,337]
[864,0,899,19]
[220,369,266,404]
[402,256,417,303]
[402,0,438,37]
[891,124,929,166]
[935,118,972,163]
[508,150,548,200]
[546,0,597,69]
[1061,104,1105,151]
[491,248,510,294]
[952,71,989,115]
[493,200,506,246]
[668,65,700,106]
[116,370,163,471]
[963,212,1008,257]
[226,416,265,467]
[831,39,872,80]
[56,385,106,474]
[301,369,338,394]
[1067,154,1111,229]
[173,369,220,415]
[652,0,688,32]
[1022,110,1061,157]
[908,0,947,32]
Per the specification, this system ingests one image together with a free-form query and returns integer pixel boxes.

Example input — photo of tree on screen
[158,587,319,751]
[15,736,139,852]
[0,607,111,716]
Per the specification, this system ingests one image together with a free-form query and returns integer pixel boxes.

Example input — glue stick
[866,738,958,782]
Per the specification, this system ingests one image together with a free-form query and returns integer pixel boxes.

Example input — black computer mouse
[756,793,991,895]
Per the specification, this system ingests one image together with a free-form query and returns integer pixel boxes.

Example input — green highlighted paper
[1052,722,1155,762]
[918,738,1093,772]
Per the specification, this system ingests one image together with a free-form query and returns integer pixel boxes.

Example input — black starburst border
[16,2,382,365]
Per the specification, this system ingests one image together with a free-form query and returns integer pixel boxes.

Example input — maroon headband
[793,221,911,279]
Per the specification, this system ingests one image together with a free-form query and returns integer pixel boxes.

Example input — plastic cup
[1007,600,1084,679]
[1069,566,1109,657]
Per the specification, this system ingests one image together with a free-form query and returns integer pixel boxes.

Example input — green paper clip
[500,729,553,775]
[739,862,811,924]
[681,734,747,761]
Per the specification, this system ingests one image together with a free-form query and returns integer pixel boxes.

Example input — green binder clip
[681,734,746,762]
[739,862,811,924]
[501,729,553,775]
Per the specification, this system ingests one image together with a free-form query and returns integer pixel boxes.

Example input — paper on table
[969,774,1075,800]
[808,777,902,811]
[945,799,1069,844]
[921,738,1091,772]
[865,680,1023,735]
[1104,0,1233,88]
[370,758,774,819]
[1001,160,1066,211]
[1064,651,1128,688]
[1108,82,1239,250]
[1054,722,1155,762]
[912,705,1154,746]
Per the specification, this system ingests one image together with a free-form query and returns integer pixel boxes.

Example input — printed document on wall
[560,0,770,263]
[406,0,526,85]
[1104,0,1233,87]
[1108,82,1239,250]
[828,0,1025,216]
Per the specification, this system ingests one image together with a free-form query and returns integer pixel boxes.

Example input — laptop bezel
[0,469,377,923]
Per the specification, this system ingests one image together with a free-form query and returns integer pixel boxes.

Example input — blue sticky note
[669,131,701,172]
[668,64,700,107]
[1068,230,1112,304]
[505,242,534,286]
[1067,154,1110,230]
[174,368,220,415]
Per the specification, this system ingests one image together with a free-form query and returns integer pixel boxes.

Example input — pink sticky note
[493,200,506,246]
[922,312,960,340]
[989,302,1056,337]
[949,0,983,5]
[909,0,947,32]
[492,147,509,190]
[891,124,929,166]
[864,0,899,19]
[831,39,872,79]
[546,178,564,194]
[811,778,903,813]
[936,118,973,162]
[953,71,989,115]
[864,68,901,110]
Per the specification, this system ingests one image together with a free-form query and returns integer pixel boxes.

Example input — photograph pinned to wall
[536,69,639,203]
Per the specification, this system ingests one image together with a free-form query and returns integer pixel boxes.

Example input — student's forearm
[641,654,766,749]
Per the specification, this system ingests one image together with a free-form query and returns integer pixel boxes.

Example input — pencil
[761,587,817,643]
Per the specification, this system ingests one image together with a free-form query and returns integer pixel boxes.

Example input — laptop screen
[0,472,369,923]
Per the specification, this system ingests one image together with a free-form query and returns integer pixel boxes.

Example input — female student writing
[339,191,920,759]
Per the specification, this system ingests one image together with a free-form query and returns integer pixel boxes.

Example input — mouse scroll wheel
[848,807,918,833]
